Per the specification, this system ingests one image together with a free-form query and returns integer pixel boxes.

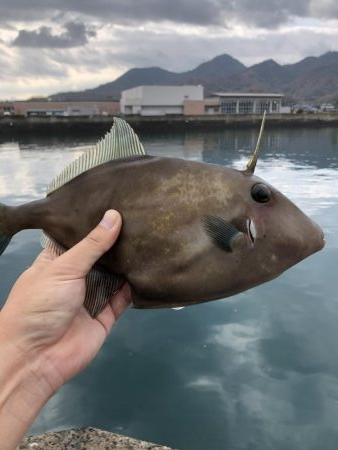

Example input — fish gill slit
[247,218,255,244]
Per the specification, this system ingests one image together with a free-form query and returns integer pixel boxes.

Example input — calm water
[0,126,337,450]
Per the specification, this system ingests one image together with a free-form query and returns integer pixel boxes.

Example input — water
[0,126,337,450]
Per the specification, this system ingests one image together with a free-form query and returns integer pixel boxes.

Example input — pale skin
[0,210,131,450]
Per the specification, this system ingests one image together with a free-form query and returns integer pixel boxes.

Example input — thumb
[55,210,122,277]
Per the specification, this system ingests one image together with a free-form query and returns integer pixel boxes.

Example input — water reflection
[198,127,338,169]
[0,127,337,450]
[0,142,88,201]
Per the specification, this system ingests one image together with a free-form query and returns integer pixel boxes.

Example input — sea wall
[0,113,338,138]
[127,112,338,131]
[17,427,175,450]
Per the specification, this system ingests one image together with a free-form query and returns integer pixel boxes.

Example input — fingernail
[100,210,118,230]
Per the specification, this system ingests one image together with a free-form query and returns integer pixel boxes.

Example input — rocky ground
[17,427,176,450]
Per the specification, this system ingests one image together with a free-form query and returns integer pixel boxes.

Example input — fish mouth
[246,218,257,245]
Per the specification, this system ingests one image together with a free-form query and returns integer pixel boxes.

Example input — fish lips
[314,225,326,252]
[246,217,325,251]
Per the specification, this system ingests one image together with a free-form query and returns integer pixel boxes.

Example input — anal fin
[41,232,121,318]
[84,267,122,318]
[41,232,65,256]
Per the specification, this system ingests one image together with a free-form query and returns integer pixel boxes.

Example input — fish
[0,115,325,317]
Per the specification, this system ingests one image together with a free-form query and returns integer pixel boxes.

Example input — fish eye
[251,183,271,203]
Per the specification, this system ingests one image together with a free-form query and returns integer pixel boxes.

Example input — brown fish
[0,117,325,317]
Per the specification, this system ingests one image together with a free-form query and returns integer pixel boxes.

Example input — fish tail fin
[0,203,12,255]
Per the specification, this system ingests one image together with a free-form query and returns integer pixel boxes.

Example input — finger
[56,210,122,277]
[32,248,58,268]
[95,283,132,335]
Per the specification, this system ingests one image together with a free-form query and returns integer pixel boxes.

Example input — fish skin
[0,155,325,309]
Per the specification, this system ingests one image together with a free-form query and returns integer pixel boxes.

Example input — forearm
[0,211,127,449]
[0,329,57,450]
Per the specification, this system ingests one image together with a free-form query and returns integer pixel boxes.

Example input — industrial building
[121,87,284,116]
[1,89,287,118]
[120,85,204,116]
[0,101,119,117]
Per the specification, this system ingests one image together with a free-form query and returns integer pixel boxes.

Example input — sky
[0,0,338,100]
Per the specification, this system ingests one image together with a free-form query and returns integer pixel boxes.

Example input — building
[0,90,287,118]
[0,101,120,117]
[183,98,220,115]
[10,101,120,117]
[212,93,284,114]
[319,103,335,112]
[184,93,284,116]
[0,102,15,116]
[121,85,203,116]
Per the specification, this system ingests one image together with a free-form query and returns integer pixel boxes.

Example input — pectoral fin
[202,215,247,253]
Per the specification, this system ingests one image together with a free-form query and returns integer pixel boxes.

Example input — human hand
[0,210,131,450]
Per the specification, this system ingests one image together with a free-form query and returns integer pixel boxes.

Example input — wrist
[0,326,60,449]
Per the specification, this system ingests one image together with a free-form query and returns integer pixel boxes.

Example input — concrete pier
[17,427,176,450]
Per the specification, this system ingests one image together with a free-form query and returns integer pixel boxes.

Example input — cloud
[1,18,338,100]
[1,0,338,99]
[0,1,222,26]
[97,23,338,71]
[1,0,338,29]
[309,0,338,19]
[12,21,96,48]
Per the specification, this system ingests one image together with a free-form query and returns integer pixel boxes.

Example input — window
[256,101,270,114]
[238,100,254,114]
[221,100,237,114]
[271,101,279,112]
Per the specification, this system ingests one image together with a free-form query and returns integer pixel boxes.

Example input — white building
[121,85,203,116]
[212,92,284,114]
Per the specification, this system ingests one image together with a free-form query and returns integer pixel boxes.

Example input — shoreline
[0,113,338,138]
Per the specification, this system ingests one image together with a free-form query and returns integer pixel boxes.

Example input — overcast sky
[0,0,337,100]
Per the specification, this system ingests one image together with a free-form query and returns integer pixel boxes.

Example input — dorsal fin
[47,117,146,195]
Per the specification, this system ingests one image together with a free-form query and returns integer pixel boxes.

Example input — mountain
[49,51,338,103]
[49,54,246,101]
[54,67,180,101]
[286,52,338,101]
[180,54,246,79]
[226,51,338,102]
